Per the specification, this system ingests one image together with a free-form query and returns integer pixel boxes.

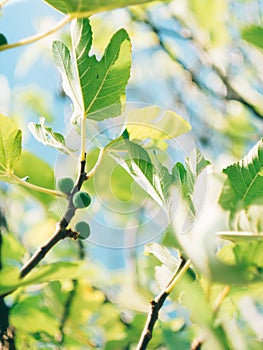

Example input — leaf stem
[86,148,105,179]
[212,285,230,315]
[165,259,191,294]
[11,173,66,198]
[80,116,86,162]
[0,15,72,52]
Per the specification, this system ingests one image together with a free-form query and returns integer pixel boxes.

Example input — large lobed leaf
[44,0,164,15]
[53,18,131,122]
[0,114,22,180]
[220,139,263,211]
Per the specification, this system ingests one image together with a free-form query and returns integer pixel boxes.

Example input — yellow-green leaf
[0,114,22,179]
[44,0,165,15]
[126,106,191,148]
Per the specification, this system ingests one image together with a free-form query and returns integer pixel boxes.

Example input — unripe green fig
[57,177,74,194]
[75,221,91,239]
[73,191,91,208]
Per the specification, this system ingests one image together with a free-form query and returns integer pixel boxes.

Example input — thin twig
[212,285,230,315]
[136,258,191,350]
[80,116,87,162]
[86,148,105,179]
[131,11,263,121]
[0,15,72,52]
[191,337,204,350]
[171,14,263,120]
[11,173,66,198]
[19,156,88,278]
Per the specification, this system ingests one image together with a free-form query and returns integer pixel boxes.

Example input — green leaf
[126,106,191,149]
[109,140,173,207]
[0,262,82,295]
[242,25,263,50]
[219,139,263,211]
[44,0,164,15]
[0,33,7,46]
[145,242,181,289]
[14,151,55,205]
[2,233,26,265]
[172,149,209,215]
[53,18,131,122]
[11,295,59,335]
[178,277,230,349]
[233,241,263,268]
[28,118,74,155]
[162,327,191,350]
[0,114,22,180]
[144,242,180,272]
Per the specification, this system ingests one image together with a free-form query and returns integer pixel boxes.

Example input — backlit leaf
[14,151,55,205]
[126,106,191,149]
[144,242,179,272]
[109,139,173,207]
[28,118,74,155]
[53,18,131,122]
[44,0,164,15]
[219,139,263,211]
[172,149,209,215]
[0,114,22,179]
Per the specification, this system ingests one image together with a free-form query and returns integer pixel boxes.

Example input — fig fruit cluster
[58,177,92,240]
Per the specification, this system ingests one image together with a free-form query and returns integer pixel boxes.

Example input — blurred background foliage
[1,0,263,349]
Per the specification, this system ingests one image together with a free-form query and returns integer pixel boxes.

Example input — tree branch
[10,173,66,198]
[136,258,191,350]
[0,15,72,52]
[20,156,88,278]
[170,15,263,120]
[131,11,263,121]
